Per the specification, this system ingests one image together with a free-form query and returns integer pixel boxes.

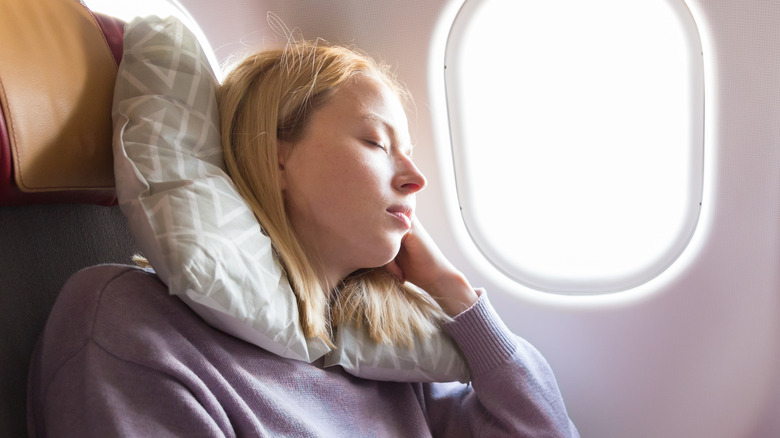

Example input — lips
[387,205,413,229]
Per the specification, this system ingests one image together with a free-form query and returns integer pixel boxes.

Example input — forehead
[332,75,411,140]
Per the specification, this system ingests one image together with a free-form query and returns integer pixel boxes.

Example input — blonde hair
[218,41,447,347]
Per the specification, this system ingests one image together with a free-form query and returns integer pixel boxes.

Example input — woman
[28,37,579,436]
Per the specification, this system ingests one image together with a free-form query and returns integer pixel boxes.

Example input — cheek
[295,161,362,213]
[330,156,386,195]
[289,148,390,214]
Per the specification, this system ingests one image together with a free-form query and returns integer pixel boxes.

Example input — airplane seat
[0,0,139,435]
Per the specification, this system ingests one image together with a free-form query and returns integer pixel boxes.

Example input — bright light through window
[82,0,219,77]
[82,0,188,22]
[445,0,704,293]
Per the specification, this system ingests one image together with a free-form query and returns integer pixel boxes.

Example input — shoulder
[41,264,182,351]
[32,264,248,384]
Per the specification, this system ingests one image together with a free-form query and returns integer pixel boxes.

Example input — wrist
[426,271,479,317]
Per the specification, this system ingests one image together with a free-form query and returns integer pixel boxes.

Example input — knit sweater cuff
[445,290,518,376]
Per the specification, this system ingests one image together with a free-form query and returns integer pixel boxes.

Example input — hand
[385,216,479,317]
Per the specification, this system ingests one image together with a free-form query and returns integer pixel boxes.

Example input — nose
[394,154,427,194]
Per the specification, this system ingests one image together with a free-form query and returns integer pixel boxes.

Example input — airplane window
[445,0,704,293]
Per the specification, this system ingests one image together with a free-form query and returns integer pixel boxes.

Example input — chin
[369,241,403,268]
[373,250,400,269]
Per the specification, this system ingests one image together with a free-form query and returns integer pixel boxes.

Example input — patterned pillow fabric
[112,15,469,382]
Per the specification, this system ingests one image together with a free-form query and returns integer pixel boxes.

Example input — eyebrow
[361,113,414,156]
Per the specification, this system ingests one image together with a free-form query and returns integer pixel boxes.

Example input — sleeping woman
[28,33,579,437]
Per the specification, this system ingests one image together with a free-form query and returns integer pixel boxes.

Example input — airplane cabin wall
[178,0,780,436]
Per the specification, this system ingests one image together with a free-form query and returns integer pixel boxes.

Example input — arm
[34,342,225,438]
[387,218,579,437]
[423,292,579,437]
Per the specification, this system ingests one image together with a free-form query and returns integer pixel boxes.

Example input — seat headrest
[0,0,124,205]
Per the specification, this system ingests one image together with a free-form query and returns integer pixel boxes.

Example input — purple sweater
[28,264,578,437]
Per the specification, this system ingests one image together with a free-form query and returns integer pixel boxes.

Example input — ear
[277,140,290,191]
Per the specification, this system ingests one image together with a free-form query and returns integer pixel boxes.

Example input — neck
[308,254,354,294]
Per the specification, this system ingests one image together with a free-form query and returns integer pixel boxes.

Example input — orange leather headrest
[0,0,124,205]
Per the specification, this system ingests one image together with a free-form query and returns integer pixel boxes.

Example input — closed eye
[365,140,387,152]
